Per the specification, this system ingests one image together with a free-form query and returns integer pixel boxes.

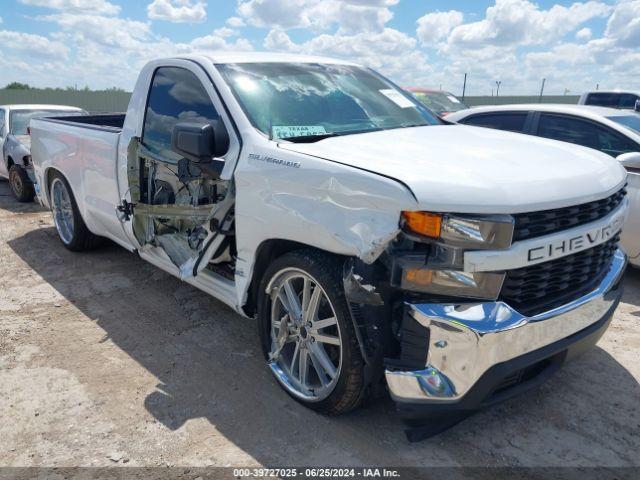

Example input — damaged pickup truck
[30,54,629,436]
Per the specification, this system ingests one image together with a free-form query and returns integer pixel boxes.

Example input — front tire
[9,164,35,202]
[49,172,100,251]
[258,250,366,415]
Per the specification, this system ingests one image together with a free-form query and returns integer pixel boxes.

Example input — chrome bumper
[385,249,626,404]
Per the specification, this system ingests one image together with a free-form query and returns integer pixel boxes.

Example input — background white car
[447,104,640,266]
[0,104,86,201]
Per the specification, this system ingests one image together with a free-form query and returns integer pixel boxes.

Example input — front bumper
[385,249,626,417]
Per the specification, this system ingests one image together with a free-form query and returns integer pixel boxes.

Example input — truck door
[116,61,239,280]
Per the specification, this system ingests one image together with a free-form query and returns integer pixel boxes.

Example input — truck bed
[40,113,125,132]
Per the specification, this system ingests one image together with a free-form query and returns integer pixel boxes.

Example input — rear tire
[9,164,35,202]
[258,249,366,415]
[49,172,101,251]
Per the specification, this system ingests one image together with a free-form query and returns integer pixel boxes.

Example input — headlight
[394,212,515,299]
[401,211,514,249]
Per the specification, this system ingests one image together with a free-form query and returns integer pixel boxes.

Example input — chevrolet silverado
[29,54,629,439]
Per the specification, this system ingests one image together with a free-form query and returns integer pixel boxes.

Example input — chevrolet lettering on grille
[527,215,625,263]
[463,197,628,273]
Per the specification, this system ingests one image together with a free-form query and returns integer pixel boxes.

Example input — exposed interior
[126,136,236,280]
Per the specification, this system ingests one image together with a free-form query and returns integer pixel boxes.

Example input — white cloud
[0,29,69,58]
[190,31,252,51]
[212,26,236,38]
[263,27,432,86]
[416,10,463,45]
[604,0,640,48]
[226,16,245,27]
[41,13,152,49]
[147,0,207,23]
[18,0,120,15]
[575,27,592,41]
[3,0,640,96]
[448,0,611,47]
[238,0,398,32]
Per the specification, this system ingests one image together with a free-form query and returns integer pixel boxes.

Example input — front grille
[499,235,619,316]
[512,188,626,242]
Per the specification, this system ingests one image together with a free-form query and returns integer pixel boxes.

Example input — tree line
[3,82,126,92]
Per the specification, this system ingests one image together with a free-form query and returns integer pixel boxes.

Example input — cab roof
[180,52,361,66]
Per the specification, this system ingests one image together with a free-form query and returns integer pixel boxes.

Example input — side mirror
[171,119,229,163]
[617,152,640,172]
[635,99,640,112]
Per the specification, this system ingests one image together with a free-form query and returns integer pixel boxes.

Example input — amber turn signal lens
[404,268,434,286]
[401,211,442,238]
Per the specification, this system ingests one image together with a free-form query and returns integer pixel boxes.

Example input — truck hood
[279,125,627,214]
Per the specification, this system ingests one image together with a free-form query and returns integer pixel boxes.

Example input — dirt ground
[1,178,639,469]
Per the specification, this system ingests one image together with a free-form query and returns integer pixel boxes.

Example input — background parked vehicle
[0,104,86,202]
[405,88,468,116]
[447,104,640,266]
[579,90,640,112]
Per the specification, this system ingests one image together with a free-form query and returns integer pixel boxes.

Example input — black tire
[258,249,366,415]
[49,172,101,251]
[9,164,35,202]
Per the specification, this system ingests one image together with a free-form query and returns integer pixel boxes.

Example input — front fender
[234,143,418,309]
[4,135,30,167]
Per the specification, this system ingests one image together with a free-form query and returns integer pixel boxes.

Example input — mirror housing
[635,99,640,112]
[617,152,640,172]
[171,120,229,163]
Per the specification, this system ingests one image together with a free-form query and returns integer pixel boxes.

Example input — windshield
[411,91,468,114]
[10,109,84,135]
[608,115,640,135]
[217,62,439,140]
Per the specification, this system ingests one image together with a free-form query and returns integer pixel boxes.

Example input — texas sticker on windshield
[272,125,327,139]
[379,89,416,108]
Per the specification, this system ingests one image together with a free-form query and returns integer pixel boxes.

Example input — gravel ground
[1,178,639,469]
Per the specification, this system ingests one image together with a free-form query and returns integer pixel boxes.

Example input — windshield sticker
[379,89,416,108]
[272,125,327,139]
[447,95,461,104]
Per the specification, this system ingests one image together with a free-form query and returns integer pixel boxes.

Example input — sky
[0,0,639,95]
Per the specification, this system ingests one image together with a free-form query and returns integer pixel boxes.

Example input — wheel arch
[242,238,346,318]
[44,167,85,222]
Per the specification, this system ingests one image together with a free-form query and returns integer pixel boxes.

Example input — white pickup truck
[30,53,629,438]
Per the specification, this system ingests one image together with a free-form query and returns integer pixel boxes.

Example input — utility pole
[596,83,599,91]
[538,78,546,103]
[462,73,467,102]
[495,80,502,97]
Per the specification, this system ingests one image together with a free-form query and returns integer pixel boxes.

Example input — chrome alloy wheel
[50,178,75,245]
[267,268,343,401]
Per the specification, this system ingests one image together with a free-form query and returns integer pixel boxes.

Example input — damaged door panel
[123,133,234,279]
